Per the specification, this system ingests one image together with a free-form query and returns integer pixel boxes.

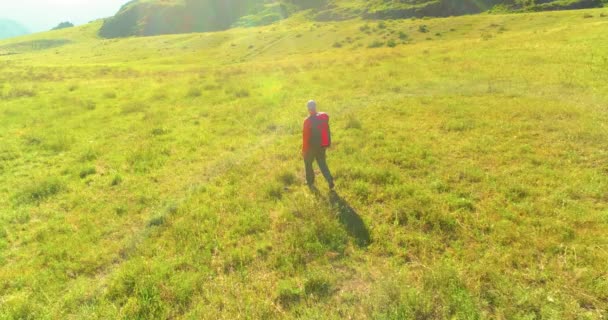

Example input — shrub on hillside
[528,0,603,11]
[314,7,360,21]
[283,0,327,9]
[51,22,74,30]
[234,3,288,27]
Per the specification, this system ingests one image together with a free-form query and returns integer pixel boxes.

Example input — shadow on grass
[309,186,371,247]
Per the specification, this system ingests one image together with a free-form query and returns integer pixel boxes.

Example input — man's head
[307,100,317,113]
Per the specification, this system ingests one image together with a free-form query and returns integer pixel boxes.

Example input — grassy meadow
[1,8,608,319]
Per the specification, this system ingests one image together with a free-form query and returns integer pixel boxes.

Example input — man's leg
[316,148,334,188]
[304,152,315,185]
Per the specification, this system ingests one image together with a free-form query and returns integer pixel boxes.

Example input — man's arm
[302,118,310,156]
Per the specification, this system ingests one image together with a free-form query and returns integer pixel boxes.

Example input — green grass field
[1,8,608,319]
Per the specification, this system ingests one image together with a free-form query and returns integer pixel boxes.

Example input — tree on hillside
[52,21,74,30]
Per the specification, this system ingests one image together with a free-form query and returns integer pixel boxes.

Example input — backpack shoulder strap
[308,113,319,125]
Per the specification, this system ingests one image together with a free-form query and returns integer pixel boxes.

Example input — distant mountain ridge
[0,19,29,40]
[99,0,606,38]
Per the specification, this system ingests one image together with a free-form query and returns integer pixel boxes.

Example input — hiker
[302,100,335,189]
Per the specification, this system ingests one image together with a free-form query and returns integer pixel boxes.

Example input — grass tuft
[186,87,202,98]
[265,183,283,200]
[277,280,302,308]
[103,91,117,99]
[121,102,147,114]
[278,171,297,186]
[5,87,37,99]
[111,174,123,186]
[304,275,332,298]
[15,178,65,205]
[151,128,169,136]
[368,40,384,48]
[79,167,96,179]
[148,215,166,228]
[80,148,98,162]
[234,88,250,98]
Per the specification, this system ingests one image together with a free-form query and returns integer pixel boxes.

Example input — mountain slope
[0,19,29,40]
[1,7,607,319]
[98,0,281,38]
[98,0,605,38]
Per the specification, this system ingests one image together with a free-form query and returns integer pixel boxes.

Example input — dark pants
[305,147,334,186]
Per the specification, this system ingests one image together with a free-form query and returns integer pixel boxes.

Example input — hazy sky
[0,0,128,32]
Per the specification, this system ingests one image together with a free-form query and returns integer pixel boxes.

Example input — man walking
[302,100,335,189]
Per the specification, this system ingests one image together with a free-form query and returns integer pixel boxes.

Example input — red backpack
[309,113,331,148]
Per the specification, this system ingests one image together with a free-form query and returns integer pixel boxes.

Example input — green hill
[1,6,608,319]
[98,0,606,38]
[0,19,29,40]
